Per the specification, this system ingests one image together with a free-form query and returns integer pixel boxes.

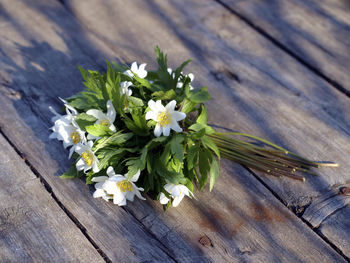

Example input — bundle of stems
[209,132,338,181]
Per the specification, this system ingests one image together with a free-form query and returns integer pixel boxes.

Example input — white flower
[120,81,133,96]
[167,68,194,90]
[159,183,193,207]
[124,62,147,79]
[75,141,100,173]
[102,167,146,206]
[86,100,116,132]
[145,100,186,137]
[49,100,86,158]
[91,168,114,202]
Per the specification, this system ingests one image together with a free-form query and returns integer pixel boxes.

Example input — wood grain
[0,1,177,262]
[0,134,104,262]
[216,0,350,93]
[0,0,346,262]
[60,0,350,259]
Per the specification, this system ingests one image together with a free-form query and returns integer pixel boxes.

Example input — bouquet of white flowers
[49,47,337,208]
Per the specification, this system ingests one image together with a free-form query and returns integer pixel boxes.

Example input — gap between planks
[52,0,350,261]
[213,0,350,98]
[0,128,113,263]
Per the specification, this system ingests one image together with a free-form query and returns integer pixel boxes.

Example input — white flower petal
[106,166,115,177]
[172,195,185,207]
[155,100,165,111]
[76,158,85,171]
[130,62,138,72]
[170,121,182,133]
[159,193,169,204]
[148,100,157,112]
[91,176,109,183]
[106,100,116,123]
[172,111,186,121]
[154,124,162,137]
[165,100,176,112]
[145,111,157,121]
[163,126,170,136]
[134,188,146,200]
[113,190,126,205]
[92,160,100,173]
[130,170,141,182]
[86,109,105,120]
[93,189,106,198]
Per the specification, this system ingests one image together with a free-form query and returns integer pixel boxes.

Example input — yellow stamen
[81,151,94,166]
[157,112,171,127]
[70,131,81,144]
[99,119,110,126]
[117,180,133,192]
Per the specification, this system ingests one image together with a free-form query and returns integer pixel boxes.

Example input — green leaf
[60,164,77,179]
[93,132,133,152]
[198,148,213,190]
[189,123,215,135]
[126,158,145,178]
[201,135,220,159]
[186,141,199,170]
[75,113,97,130]
[152,89,177,100]
[197,104,208,125]
[127,96,144,107]
[170,134,184,161]
[86,124,113,137]
[181,99,197,114]
[188,86,211,103]
[209,159,219,191]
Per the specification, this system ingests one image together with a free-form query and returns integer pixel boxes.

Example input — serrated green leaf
[127,96,144,107]
[209,159,219,191]
[189,123,215,135]
[170,135,184,162]
[75,113,97,130]
[126,158,145,178]
[152,89,177,100]
[93,132,133,152]
[188,86,211,103]
[86,124,112,137]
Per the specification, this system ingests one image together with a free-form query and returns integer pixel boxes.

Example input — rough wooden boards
[0,134,104,262]
[0,0,348,262]
[0,1,176,262]
[217,0,350,92]
[61,0,350,258]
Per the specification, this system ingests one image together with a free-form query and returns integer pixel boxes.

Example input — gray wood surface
[61,0,350,259]
[0,134,104,262]
[0,0,349,262]
[217,0,350,93]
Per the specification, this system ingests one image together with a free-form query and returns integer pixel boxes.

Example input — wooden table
[1,0,349,262]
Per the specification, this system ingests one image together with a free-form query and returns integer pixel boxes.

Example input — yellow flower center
[81,151,94,166]
[157,112,171,127]
[117,180,133,192]
[70,131,81,144]
[99,119,110,126]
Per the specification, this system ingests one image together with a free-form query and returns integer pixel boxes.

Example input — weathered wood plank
[216,0,350,92]
[0,134,104,262]
[0,0,345,262]
[0,1,177,262]
[60,0,350,259]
